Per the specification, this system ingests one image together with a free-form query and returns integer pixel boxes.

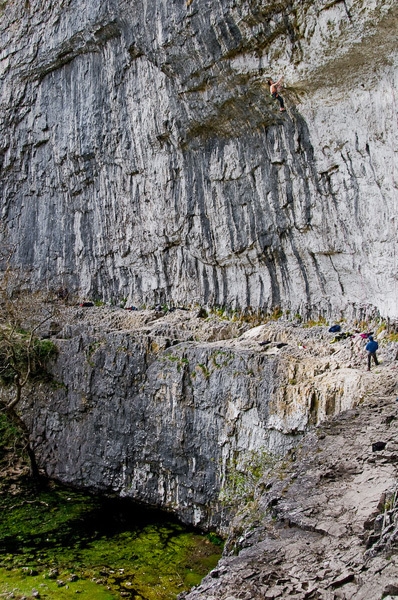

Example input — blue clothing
[329,325,341,333]
[366,340,378,353]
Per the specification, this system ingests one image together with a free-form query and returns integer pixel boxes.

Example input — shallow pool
[0,480,223,599]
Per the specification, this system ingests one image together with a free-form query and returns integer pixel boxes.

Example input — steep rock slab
[1,1,397,315]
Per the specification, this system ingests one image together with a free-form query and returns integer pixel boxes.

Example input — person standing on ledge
[267,76,286,112]
[365,335,379,371]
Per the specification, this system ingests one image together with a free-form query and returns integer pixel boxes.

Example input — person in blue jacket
[365,335,379,370]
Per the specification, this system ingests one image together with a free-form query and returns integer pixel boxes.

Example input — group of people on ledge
[329,325,380,371]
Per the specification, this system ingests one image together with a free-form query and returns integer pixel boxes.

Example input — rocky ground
[179,345,398,599]
[65,305,398,433]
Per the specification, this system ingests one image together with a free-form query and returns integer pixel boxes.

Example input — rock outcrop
[22,307,398,534]
[1,0,397,318]
[180,380,398,600]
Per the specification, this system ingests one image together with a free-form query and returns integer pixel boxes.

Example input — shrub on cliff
[0,266,58,480]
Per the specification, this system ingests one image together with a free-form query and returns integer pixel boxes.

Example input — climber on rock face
[267,76,286,112]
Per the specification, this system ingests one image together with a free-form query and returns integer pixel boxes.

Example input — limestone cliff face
[1,0,397,318]
[22,307,394,530]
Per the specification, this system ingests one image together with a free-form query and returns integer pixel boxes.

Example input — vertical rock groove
[1,0,397,318]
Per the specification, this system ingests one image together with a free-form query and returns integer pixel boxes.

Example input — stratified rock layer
[1,0,397,318]
[22,307,398,531]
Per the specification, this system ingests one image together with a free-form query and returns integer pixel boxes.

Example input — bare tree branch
[0,262,60,479]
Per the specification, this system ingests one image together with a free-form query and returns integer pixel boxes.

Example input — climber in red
[267,76,286,112]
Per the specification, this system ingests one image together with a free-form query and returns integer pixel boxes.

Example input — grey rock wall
[22,307,389,530]
[26,310,293,529]
[1,0,397,317]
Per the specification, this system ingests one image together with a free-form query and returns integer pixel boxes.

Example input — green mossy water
[0,480,223,600]
[0,411,222,600]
